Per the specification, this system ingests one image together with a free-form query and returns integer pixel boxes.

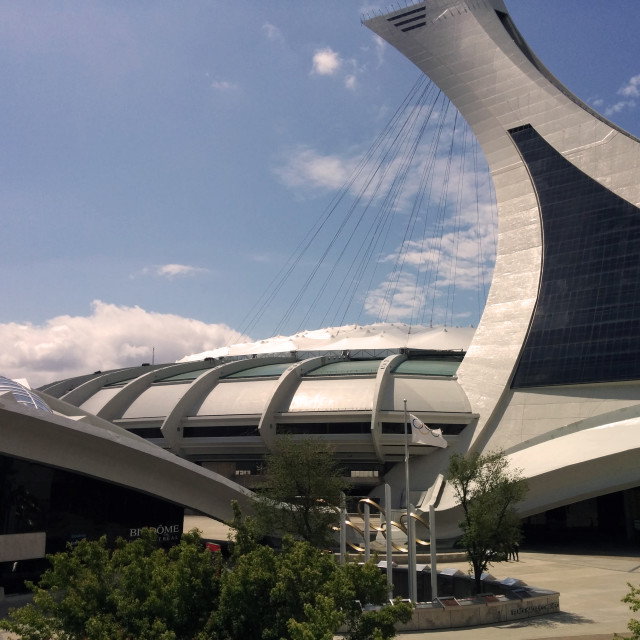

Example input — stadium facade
[35,324,478,489]
[3,0,640,589]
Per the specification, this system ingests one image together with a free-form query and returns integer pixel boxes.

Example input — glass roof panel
[393,359,461,376]
[104,375,141,387]
[155,370,207,383]
[224,363,293,379]
[305,360,382,377]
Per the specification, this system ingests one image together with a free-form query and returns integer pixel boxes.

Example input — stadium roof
[180,323,475,361]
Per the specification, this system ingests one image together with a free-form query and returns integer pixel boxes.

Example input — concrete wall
[398,590,559,631]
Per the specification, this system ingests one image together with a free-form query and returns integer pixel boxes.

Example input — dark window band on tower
[509,125,640,388]
[387,7,426,23]
[395,15,426,28]
[402,22,426,32]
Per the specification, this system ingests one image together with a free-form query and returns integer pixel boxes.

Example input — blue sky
[2,1,639,385]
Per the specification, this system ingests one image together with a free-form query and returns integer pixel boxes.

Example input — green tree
[447,450,528,593]
[252,437,350,548]
[212,537,411,640]
[212,505,412,640]
[0,530,220,640]
[328,559,412,640]
[619,582,640,639]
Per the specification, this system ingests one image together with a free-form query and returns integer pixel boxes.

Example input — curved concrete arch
[40,371,122,398]
[96,361,218,422]
[502,402,640,459]
[509,421,640,517]
[0,398,253,523]
[258,355,340,449]
[160,356,295,454]
[34,391,149,441]
[434,419,640,539]
[59,365,164,406]
[370,354,407,462]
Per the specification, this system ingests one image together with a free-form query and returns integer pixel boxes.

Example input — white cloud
[262,22,283,43]
[0,301,247,387]
[273,103,497,328]
[276,114,487,206]
[605,99,636,116]
[603,73,640,116]
[394,223,497,290]
[310,45,367,90]
[275,103,444,198]
[363,272,426,322]
[311,47,342,75]
[156,263,209,278]
[211,80,237,91]
[618,74,640,98]
[373,34,386,67]
[138,263,210,279]
[364,214,496,324]
[274,145,360,191]
[359,144,497,323]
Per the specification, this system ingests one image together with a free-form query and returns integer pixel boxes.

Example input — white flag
[409,414,447,448]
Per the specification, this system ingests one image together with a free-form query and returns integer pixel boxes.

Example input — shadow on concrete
[395,611,596,636]
[497,610,594,629]
[523,542,639,558]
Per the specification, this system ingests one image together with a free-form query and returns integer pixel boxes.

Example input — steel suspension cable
[324,85,443,329]
[277,77,436,335]
[236,75,430,340]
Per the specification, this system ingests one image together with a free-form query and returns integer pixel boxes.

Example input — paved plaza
[396,549,640,640]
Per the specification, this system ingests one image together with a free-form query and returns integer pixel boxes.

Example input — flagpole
[430,503,437,601]
[385,483,393,600]
[403,399,417,602]
[340,492,346,565]
[403,399,409,512]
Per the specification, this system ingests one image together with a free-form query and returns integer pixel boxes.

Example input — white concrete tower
[366,2,640,522]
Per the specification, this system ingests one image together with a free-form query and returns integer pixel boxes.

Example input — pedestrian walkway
[396,550,640,639]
